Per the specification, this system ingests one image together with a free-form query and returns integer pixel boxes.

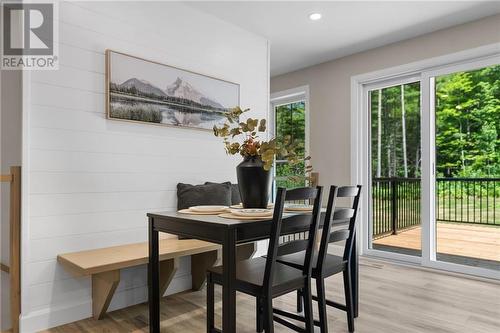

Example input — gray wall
[271,14,500,188]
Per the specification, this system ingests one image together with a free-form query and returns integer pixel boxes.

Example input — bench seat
[58,238,220,276]
[58,239,254,320]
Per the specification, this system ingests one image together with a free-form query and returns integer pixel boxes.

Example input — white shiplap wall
[21,2,269,331]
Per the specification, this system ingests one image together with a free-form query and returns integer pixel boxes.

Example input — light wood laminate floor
[42,257,500,333]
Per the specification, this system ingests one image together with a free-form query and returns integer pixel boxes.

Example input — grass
[436,195,500,225]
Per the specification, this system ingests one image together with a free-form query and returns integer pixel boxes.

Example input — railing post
[391,179,398,235]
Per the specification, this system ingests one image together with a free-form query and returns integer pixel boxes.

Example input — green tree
[275,101,306,188]
[371,82,421,178]
[436,64,500,177]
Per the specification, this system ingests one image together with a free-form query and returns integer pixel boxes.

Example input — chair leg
[316,277,328,333]
[343,269,355,332]
[256,297,264,333]
[264,297,274,333]
[296,289,303,313]
[206,273,215,333]
[303,280,314,333]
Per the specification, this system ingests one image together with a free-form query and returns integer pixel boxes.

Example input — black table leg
[351,236,359,318]
[222,228,237,332]
[149,218,160,332]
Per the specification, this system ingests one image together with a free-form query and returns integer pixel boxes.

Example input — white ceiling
[188,1,500,76]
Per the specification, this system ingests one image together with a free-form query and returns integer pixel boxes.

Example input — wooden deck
[373,223,500,267]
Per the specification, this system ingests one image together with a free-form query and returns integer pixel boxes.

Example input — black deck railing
[372,178,421,238]
[436,178,499,225]
[372,177,500,238]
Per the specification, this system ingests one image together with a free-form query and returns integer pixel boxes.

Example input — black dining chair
[270,185,362,333]
[206,186,323,333]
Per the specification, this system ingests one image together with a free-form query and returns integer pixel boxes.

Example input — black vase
[236,156,271,208]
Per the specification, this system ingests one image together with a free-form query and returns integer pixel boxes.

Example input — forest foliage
[371,64,500,179]
[435,64,500,177]
[274,101,306,188]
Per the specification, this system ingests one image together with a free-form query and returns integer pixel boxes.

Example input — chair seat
[208,257,306,297]
[276,252,347,278]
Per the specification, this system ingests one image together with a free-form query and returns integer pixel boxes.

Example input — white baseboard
[20,300,90,333]
[20,273,192,333]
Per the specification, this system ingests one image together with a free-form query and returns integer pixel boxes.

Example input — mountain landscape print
[106,50,239,130]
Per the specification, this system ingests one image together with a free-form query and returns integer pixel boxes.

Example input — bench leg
[159,258,179,296]
[191,250,220,291]
[92,270,120,320]
[236,242,256,260]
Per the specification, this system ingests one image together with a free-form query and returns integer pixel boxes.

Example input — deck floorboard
[373,223,500,266]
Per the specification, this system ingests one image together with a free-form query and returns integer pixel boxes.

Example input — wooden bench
[58,239,255,320]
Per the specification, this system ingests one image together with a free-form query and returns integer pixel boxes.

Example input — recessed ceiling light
[309,13,322,21]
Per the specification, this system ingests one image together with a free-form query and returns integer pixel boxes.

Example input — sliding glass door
[361,53,500,278]
[366,78,422,259]
[426,61,500,274]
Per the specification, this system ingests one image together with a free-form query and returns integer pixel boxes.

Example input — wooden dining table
[147,210,358,333]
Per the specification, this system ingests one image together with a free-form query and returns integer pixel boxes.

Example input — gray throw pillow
[177,182,232,210]
[230,183,241,205]
[205,181,241,205]
[176,182,232,240]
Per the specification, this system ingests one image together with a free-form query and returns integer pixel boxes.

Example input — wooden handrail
[1,171,15,276]
[4,166,21,333]
[0,174,13,182]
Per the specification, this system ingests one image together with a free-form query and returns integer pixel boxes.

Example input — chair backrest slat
[263,186,323,291]
[337,186,360,198]
[329,229,350,243]
[316,185,362,275]
[284,187,318,201]
[277,239,309,256]
[332,208,355,220]
[280,214,316,236]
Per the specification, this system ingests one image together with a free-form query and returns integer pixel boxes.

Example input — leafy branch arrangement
[213,107,313,178]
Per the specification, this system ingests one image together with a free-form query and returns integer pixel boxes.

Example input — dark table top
[148,208,348,229]
[148,211,297,228]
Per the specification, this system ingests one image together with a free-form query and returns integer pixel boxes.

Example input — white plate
[189,205,228,213]
[219,213,272,220]
[231,208,273,217]
[285,204,313,212]
[230,203,274,209]
[178,208,220,215]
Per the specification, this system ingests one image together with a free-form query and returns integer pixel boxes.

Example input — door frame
[351,43,500,279]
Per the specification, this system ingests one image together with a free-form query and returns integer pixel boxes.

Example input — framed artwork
[106,50,240,130]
